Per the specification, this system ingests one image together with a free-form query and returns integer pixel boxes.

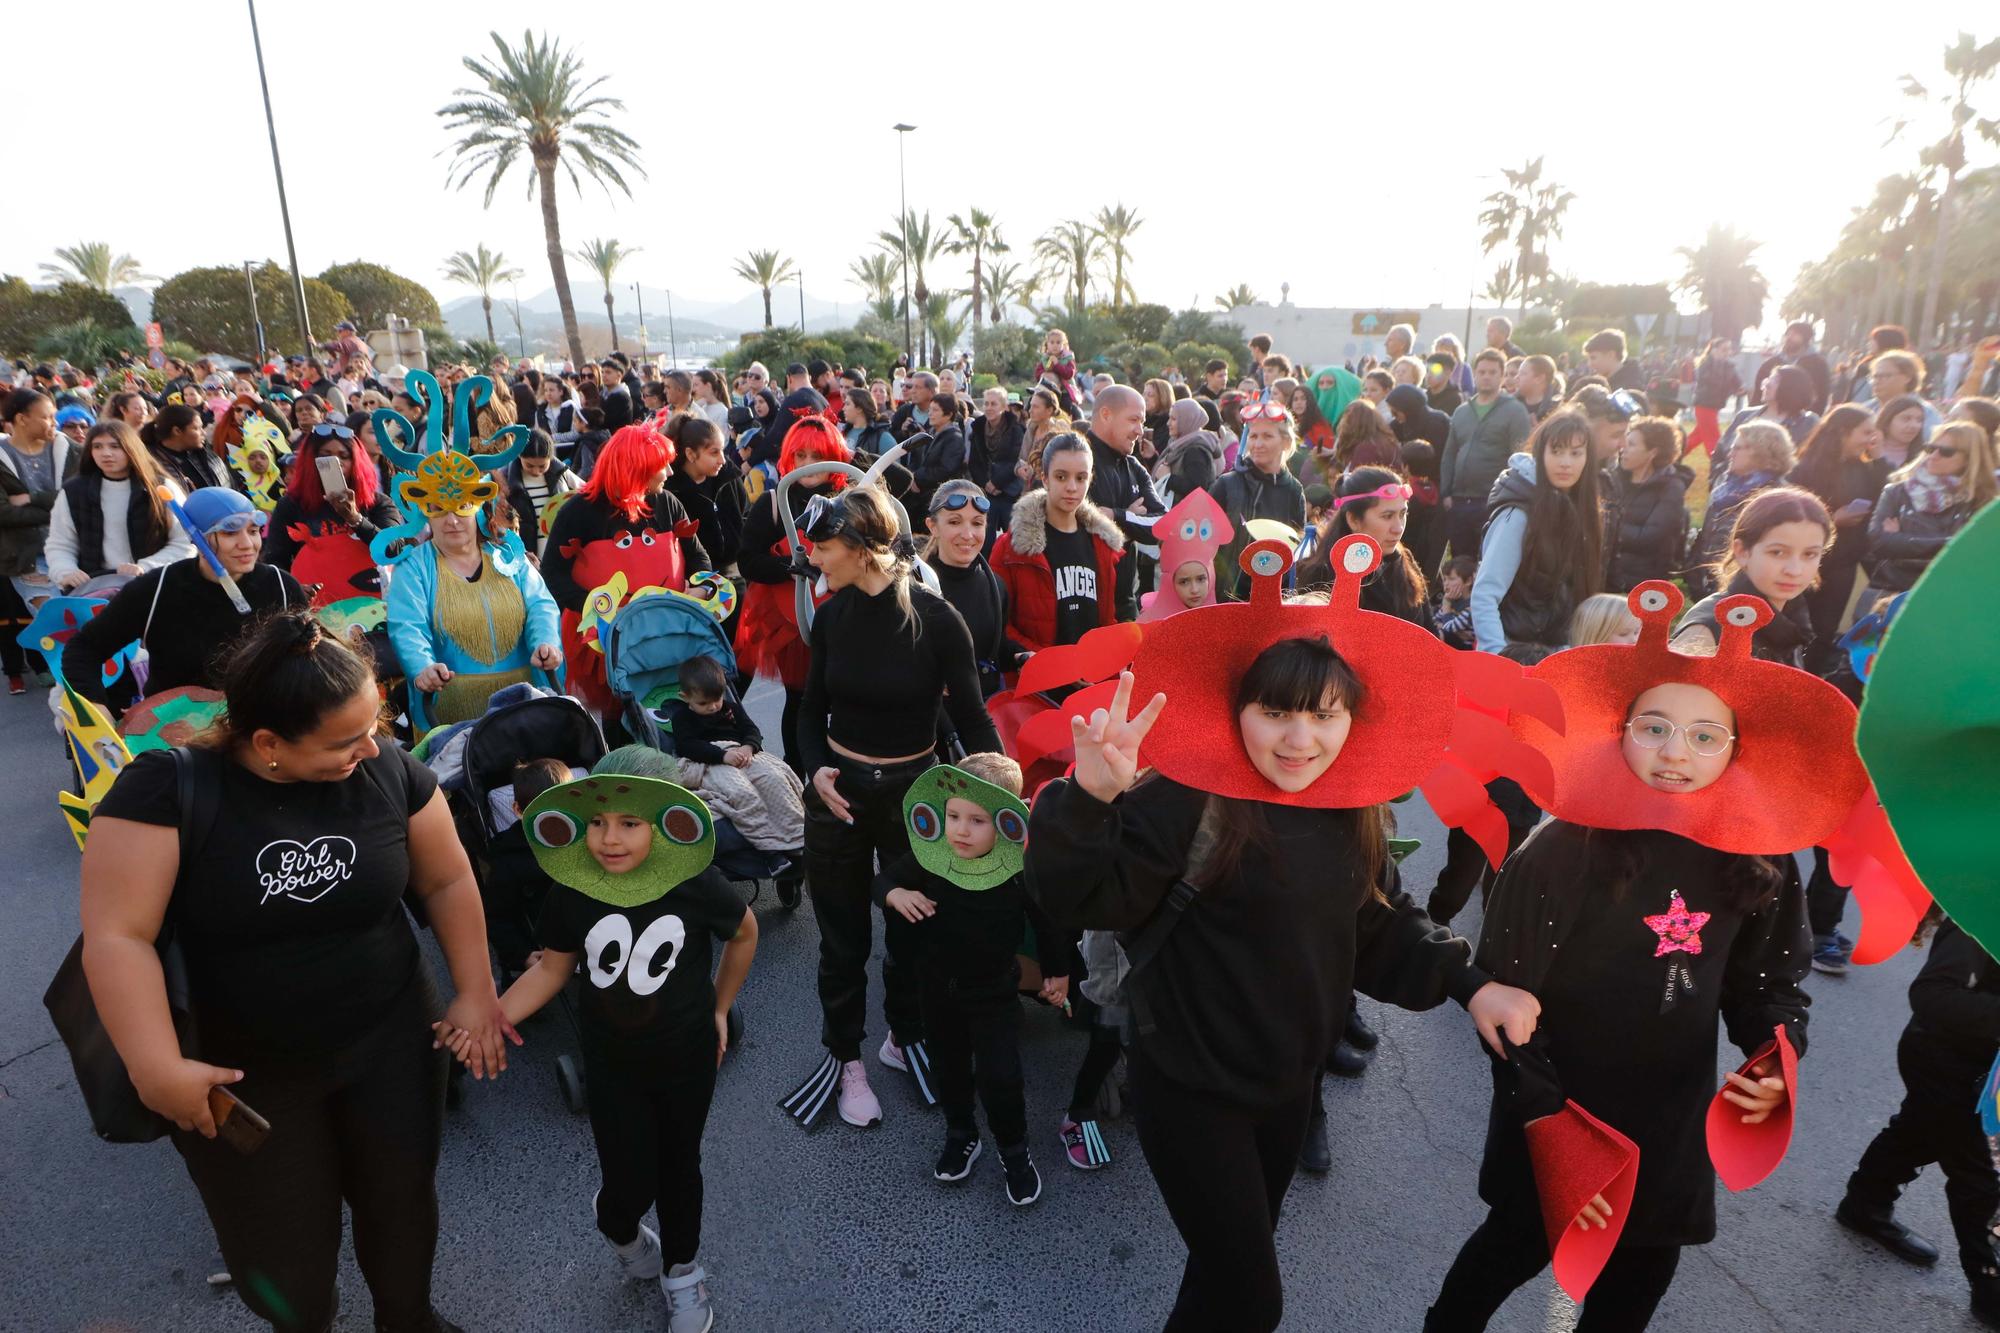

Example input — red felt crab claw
[1825,792,1933,966]
[1420,757,1511,868]
[1454,650,1566,735]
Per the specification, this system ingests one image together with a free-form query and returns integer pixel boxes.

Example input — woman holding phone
[262,424,399,596]
[81,610,508,1333]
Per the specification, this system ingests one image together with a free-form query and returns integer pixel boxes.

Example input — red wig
[582,423,677,522]
[209,394,260,456]
[288,429,380,514]
[779,414,852,490]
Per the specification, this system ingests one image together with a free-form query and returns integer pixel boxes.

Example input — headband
[1335,481,1413,509]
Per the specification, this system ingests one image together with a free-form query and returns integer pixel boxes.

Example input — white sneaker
[661,1261,714,1333]
[838,1059,882,1126]
[877,1035,909,1072]
[596,1190,662,1280]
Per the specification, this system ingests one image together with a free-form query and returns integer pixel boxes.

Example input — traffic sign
[1352,310,1422,336]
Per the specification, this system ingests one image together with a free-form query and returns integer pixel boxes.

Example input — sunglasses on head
[1607,389,1647,421]
[929,490,991,515]
[310,423,355,440]
[1928,443,1963,459]
[1335,481,1414,509]
[206,510,269,536]
[1239,402,1294,423]
[801,493,851,543]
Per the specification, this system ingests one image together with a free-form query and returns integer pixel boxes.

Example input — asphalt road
[0,677,1984,1332]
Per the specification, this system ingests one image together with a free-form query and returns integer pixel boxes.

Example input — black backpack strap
[169,746,222,875]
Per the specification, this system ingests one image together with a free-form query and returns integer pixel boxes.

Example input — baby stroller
[604,587,803,906]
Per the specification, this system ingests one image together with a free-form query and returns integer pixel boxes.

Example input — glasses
[1336,482,1413,509]
[1928,444,1962,459]
[310,423,355,440]
[800,493,851,543]
[1239,402,1294,423]
[1606,389,1647,421]
[929,490,992,515]
[1624,714,1736,757]
[206,511,270,537]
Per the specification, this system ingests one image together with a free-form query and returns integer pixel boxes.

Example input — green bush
[0,277,136,359]
[970,373,999,394]
[1110,302,1172,345]
[972,323,1038,382]
[318,261,442,330]
[35,319,146,368]
[1171,341,1235,382]
[153,262,352,358]
[720,328,899,380]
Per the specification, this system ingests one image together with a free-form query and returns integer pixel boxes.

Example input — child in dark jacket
[661,654,805,856]
[1435,555,1477,650]
[1839,917,2000,1328]
[483,757,575,977]
[872,754,1074,1207]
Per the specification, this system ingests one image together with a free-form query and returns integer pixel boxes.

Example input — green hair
[593,744,680,781]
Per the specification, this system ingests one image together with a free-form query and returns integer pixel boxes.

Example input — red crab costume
[733,414,845,690]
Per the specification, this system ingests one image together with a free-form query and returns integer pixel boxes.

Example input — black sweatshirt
[539,490,711,614]
[872,853,1077,990]
[62,558,306,706]
[1027,776,1488,1107]
[1906,920,2000,1070]
[736,490,796,587]
[663,696,764,765]
[1474,822,1811,1244]
[798,581,1000,772]
[922,553,1028,697]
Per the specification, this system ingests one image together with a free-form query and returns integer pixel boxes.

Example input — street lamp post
[665,290,678,368]
[510,281,526,358]
[245,0,313,357]
[798,269,806,334]
[894,123,916,365]
[632,283,648,363]
[243,261,266,367]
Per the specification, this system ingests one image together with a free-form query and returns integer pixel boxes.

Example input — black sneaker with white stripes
[1001,1146,1042,1206]
[934,1133,983,1182]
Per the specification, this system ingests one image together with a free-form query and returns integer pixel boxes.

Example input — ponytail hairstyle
[1038,431,1092,480]
[140,402,201,453]
[1716,485,1833,583]
[670,415,722,472]
[80,421,170,543]
[830,482,922,634]
[580,422,676,521]
[206,609,379,749]
[1332,465,1427,613]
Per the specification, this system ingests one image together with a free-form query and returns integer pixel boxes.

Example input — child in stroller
[484,757,575,982]
[661,655,806,905]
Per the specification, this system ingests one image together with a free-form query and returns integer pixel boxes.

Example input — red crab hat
[1513,581,1930,963]
[1129,535,1563,834]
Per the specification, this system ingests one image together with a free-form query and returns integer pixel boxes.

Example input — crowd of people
[13,306,2000,1333]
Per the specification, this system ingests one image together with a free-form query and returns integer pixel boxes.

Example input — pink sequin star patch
[1644,891,1711,958]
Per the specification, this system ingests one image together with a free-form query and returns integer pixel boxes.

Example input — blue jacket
[387,540,561,680]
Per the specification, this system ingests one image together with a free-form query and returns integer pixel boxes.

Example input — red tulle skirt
[734,581,812,690]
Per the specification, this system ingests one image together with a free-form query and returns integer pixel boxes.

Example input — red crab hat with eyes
[1512,581,1931,964]
[1129,535,1564,862]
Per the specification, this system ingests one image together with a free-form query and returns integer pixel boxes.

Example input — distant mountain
[441,283,854,341]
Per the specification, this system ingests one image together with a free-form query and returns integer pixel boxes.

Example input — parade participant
[1297,469,1431,630]
[1029,543,1543,1332]
[1469,410,1604,661]
[921,479,1028,697]
[874,755,1071,1205]
[1785,406,1889,664]
[1566,593,1641,647]
[992,435,1124,652]
[1211,403,1307,601]
[45,421,191,590]
[781,484,1001,1131]
[1602,416,1691,593]
[262,424,398,603]
[83,610,506,1333]
[1684,421,1795,601]
[1674,488,1830,667]
[62,488,304,707]
[1686,338,1743,457]
[1863,420,1995,594]
[459,746,757,1333]
[663,416,744,575]
[1426,581,1869,1331]
[734,413,850,773]
[1137,488,1232,624]
[542,420,711,712]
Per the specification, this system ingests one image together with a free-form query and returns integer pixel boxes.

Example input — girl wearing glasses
[262,423,399,578]
[991,434,1125,652]
[921,479,1027,699]
[1864,420,1997,595]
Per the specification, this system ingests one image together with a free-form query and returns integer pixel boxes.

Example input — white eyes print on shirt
[582,913,688,996]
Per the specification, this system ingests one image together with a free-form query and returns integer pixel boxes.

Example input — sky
[8,2,1986,331]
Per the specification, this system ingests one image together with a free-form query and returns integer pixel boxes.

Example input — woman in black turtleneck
[920,479,1029,698]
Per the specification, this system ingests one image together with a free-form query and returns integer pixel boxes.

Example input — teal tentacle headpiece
[368,369,531,563]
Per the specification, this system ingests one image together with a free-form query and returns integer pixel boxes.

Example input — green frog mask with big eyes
[903,765,1031,891]
[523,775,716,907]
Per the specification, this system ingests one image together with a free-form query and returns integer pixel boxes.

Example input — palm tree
[1482,263,1518,308]
[1893,32,2000,348]
[572,238,639,351]
[441,244,524,348]
[1091,204,1144,308]
[877,211,947,365]
[1213,284,1259,311]
[848,253,899,304]
[944,209,1008,332]
[1674,225,1770,346]
[439,29,645,368]
[979,260,1029,326]
[923,294,967,369]
[1478,158,1576,320]
[40,242,153,292]
[1035,220,1101,312]
[732,250,797,329]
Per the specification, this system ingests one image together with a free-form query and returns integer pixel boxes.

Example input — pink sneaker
[1060,1117,1112,1170]
[838,1060,882,1127]
[877,1035,908,1072]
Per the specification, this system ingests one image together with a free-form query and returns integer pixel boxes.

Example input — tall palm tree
[877,211,947,365]
[1091,204,1144,308]
[441,244,524,348]
[944,209,1008,332]
[1674,225,1770,345]
[1213,284,1259,311]
[732,250,797,329]
[848,253,900,304]
[40,242,153,292]
[1478,158,1576,320]
[1035,221,1101,312]
[923,294,967,369]
[439,29,645,368]
[572,238,639,351]
[979,260,1029,326]
[1893,32,2000,348]
[1482,263,1518,308]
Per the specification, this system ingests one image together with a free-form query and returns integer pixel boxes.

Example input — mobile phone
[315,454,350,499]
[208,1085,271,1157]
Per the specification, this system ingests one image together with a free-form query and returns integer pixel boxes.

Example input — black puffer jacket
[1602,463,1692,593]
[1864,480,1978,593]
[1482,460,1573,656]
[1674,570,1814,667]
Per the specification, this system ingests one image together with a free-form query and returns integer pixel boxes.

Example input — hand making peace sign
[1069,671,1168,804]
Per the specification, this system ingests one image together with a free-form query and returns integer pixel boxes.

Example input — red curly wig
[778,413,852,490]
[582,423,677,522]
[289,428,381,514]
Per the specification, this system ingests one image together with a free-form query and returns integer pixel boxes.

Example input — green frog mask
[903,765,1031,891]
[523,775,716,907]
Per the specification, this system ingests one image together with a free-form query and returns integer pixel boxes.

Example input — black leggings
[586,1042,719,1267]
[1131,1050,1315,1332]
[1805,847,1851,940]
[173,978,446,1333]
[1847,1030,2000,1277]
[1068,1022,1125,1120]
[1426,1207,1682,1332]
[921,969,1025,1146]
[802,754,930,1060]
